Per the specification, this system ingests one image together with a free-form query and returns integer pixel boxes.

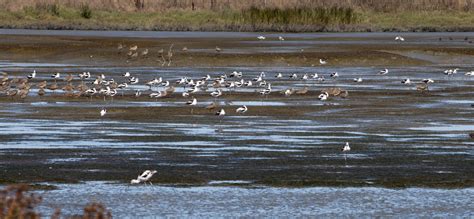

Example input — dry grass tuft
[0,184,112,219]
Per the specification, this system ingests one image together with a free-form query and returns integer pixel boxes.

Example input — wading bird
[100,108,107,117]
[130,170,157,185]
[236,105,248,114]
[379,68,389,75]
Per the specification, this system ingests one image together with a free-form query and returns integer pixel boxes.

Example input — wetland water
[0,30,473,217]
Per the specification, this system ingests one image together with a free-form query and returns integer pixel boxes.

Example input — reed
[0,0,474,32]
[1,0,473,12]
[238,6,358,26]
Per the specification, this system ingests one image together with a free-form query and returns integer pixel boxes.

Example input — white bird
[421,78,434,83]
[236,105,248,114]
[235,79,244,87]
[161,80,170,87]
[275,73,283,78]
[318,76,326,82]
[149,91,167,98]
[444,68,459,76]
[289,73,298,79]
[401,78,411,84]
[130,170,157,185]
[79,72,91,79]
[353,77,363,83]
[301,74,309,80]
[198,74,209,81]
[311,73,319,79]
[216,108,226,116]
[229,71,242,78]
[341,142,351,152]
[283,88,293,96]
[51,72,60,79]
[278,36,285,41]
[135,90,142,97]
[186,97,197,106]
[129,45,138,51]
[210,89,222,98]
[122,72,131,77]
[319,59,327,65]
[257,36,266,40]
[379,68,389,75]
[27,70,36,79]
[395,36,405,42]
[465,71,474,76]
[129,77,139,84]
[84,88,97,96]
[253,75,263,82]
[330,72,339,78]
[318,92,329,101]
[100,108,107,117]
[117,83,128,89]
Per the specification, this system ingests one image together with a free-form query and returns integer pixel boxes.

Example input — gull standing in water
[186,97,197,114]
[341,142,351,165]
[100,108,107,117]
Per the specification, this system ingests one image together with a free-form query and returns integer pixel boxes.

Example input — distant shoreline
[1,24,474,33]
[1,7,474,33]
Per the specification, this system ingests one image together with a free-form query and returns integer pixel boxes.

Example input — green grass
[0,5,473,32]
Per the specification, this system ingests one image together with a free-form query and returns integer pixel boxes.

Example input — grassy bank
[0,4,474,32]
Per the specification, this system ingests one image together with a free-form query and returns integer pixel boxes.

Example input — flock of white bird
[3,34,474,185]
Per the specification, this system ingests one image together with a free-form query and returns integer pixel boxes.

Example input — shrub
[80,4,92,19]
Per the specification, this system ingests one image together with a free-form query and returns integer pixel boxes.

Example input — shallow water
[36,182,474,218]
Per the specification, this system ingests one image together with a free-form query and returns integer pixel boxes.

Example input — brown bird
[416,83,429,92]
[18,89,29,99]
[295,86,309,95]
[48,82,58,93]
[65,74,74,82]
[130,45,138,51]
[37,81,47,89]
[38,88,45,97]
[62,83,75,92]
[205,102,218,111]
[7,89,17,98]
[165,86,175,95]
[117,43,124,51]
[141,49,149,56]
[339,90,349,98]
